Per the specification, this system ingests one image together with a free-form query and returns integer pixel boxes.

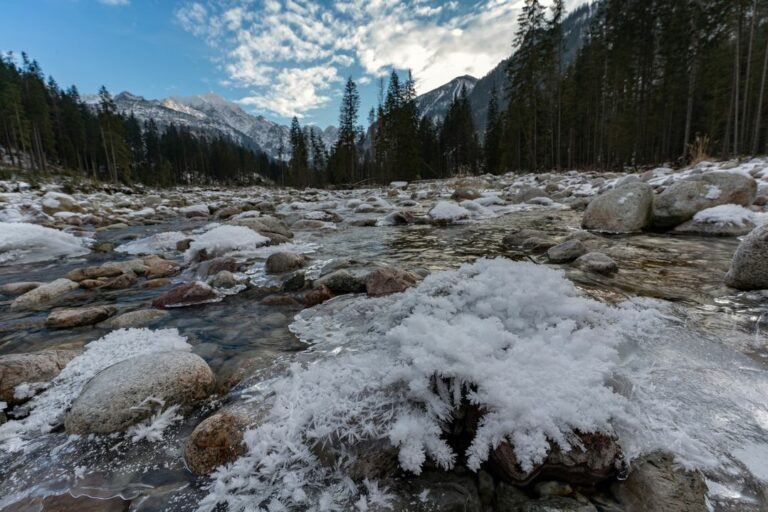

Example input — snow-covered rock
[582,183,653,233]
[725,223,768,290]
[0,222,89,265]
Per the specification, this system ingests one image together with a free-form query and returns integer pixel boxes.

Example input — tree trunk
[753,36,768,154]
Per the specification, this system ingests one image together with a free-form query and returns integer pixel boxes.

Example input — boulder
[10,279,79,311]
[502,229,551,249]
[197,257,240,277]
[65,351,214,434]
[98,309,168,329]
[611,452,707,512]
[574,253,618,275]
[582,183,653,233]
[211,270,237,288]
[652,172,757,229]
[490,432,623,487]
[214,205,242,220]
[184,410,248,475]
[365,267,419,297]
[522,237,557,254]
[46,306,117,329]
[547,240,588,263]
[99,272,138,290]
[65,265,123,282]
[0,349,80,405]
[452,188,482,201]
[265,252,308,274]
[41,192,83,215]
[725,224,768,290]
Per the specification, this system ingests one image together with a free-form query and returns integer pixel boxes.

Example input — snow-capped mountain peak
[416,75,478,121]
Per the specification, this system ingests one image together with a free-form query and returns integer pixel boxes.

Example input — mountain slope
[415,75,478,122]
[86,92,336,160]
[416,1,600,131]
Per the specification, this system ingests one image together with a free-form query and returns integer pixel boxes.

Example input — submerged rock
[365,267,419,297]
[65,351,214,434]
[315,269,366,294]
[185,410,248,475]
[725,224,768,290]
[0,349,80,405]
[99,309,168,329]
[151,281,222,308]
[10,278,79,311]
[611,452,707,512]
[582,183,653,233]
[46,305,117,329]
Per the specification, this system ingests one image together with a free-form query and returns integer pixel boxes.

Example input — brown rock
[489,432,623,487]
[365,267,419,297]
[0,349,80,404]
[144,258,180,279]
[452,188,481,201]
[10,279,79,311]
[65,265,123,282]
[302,284,333,306]
[0,282,43,296]
[214,205,242,219]
[176,238,193,251]
[260,294,303,307]
[152,281,222,308]
[184,411,248,475]
[143,278,171,288]
[46,306,117,329]
[99,272,138,290]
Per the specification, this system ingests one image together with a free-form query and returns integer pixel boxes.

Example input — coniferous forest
[3,0,768,188]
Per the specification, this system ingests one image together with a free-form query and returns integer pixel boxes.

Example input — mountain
[415,75,478,122]
[415,1,600,133]
[84,92,337,160]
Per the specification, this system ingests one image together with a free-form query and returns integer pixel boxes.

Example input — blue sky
[1,0,585,127]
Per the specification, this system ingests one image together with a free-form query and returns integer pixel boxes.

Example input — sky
[1,0,586,127]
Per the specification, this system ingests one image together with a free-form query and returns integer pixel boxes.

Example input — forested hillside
[0,54,280,186]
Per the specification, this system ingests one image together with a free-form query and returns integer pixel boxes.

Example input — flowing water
[1,200,768,510]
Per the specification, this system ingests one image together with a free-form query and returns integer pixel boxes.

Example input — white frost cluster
[201,259,660,511]
[0,328,190,452]
[0,222,89,265]
[428,201,470,222]
[692,204,761,228]
[185,225,269,262]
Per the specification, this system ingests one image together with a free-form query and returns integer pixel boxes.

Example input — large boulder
[46,306,117,329]
[611,452,707,512]
[582,183,653,233]
[65,351,214,434]
[184,410,248,475]
[10,279,79,311]
[0,349,80,405]
[652,172,757,229]
[725,224,768,290]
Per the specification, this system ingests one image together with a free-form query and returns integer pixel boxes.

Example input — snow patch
[185,225,269,262]
[0,222,89,265]
[428,201,470,222]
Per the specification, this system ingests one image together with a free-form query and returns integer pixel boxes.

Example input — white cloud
[99,0,129,5]
[177,0,589,117]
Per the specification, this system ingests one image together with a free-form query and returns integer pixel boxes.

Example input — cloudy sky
[1,0,587,127]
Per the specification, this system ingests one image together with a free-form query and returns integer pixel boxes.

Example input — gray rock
[99,309,168,329]
[265,251,308,274]
[0,282,43,296]
[547,240,587,263]
[725,224,768,290]
[315,270,366,294]
[611,452,707,512]
[65,351,215,434]
[652,172,757,229]
[502,229,550,249]
[0,349,80,405]
[522,237,557,254]
[46,305,117,329]
[496,481,531,510]
[575,252,618,275]
[10,279,79,311]
[582,183,653,233]
[211,270,238,288]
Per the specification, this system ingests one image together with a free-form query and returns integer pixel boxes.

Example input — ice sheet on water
[0,328,191,453]
[0,222,89,265]
[116,231,188,255]
[200,259,662,511]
